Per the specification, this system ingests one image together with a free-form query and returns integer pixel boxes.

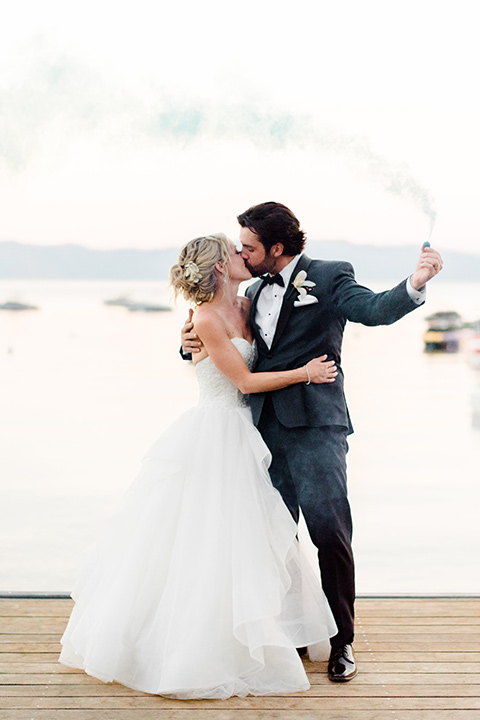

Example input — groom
[182,201,443,681]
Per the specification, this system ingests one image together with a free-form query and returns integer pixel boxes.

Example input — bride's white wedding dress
[59,337,336,699]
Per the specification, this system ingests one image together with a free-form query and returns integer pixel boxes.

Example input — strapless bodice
[195,337,256,409]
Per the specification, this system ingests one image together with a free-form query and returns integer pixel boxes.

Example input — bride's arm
[193,312,337,394]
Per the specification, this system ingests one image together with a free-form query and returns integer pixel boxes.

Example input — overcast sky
[1,0,478,254]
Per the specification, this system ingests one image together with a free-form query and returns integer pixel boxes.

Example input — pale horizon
[2,236,480,259]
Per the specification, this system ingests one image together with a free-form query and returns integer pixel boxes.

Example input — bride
[59,233,338,699]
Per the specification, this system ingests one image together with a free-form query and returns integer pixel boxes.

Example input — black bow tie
[260,273,285,287]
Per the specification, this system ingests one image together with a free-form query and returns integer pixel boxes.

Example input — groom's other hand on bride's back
[181,308,203,355]
[410,244,443,291]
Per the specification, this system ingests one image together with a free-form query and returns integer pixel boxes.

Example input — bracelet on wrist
[304,364,311,385]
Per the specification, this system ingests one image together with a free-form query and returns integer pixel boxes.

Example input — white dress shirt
[255,256,300,349]
[255,255,426,350]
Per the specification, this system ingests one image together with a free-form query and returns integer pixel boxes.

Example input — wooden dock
[0,596,479,719]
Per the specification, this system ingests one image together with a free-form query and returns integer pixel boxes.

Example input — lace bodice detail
[196,337,257,409]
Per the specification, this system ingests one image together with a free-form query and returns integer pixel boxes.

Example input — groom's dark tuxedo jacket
[246,254,422,433]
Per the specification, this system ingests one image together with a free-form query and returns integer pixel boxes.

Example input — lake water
[1,278,479,594]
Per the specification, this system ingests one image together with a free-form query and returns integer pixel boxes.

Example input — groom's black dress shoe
[327,644,357,682]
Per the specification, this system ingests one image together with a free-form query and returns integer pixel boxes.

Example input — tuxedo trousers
[257,395,355,647]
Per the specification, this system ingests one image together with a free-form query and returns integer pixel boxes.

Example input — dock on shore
[1,596,479,719]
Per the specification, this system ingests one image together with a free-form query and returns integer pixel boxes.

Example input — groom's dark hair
[237,201,306,256]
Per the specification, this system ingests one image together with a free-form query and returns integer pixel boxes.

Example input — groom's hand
[181,308,203,354]
[410,245,443,290]
[307,355,338,384]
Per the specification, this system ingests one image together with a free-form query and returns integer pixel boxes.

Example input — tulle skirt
[59,404,336,699]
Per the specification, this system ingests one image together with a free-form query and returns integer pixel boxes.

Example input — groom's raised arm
[333,245,443,326]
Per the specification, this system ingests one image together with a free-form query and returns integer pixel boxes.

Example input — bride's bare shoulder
[193,306,226,334]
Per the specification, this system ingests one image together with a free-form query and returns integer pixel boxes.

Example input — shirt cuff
[179,346,192,361]
[406,276,426,305]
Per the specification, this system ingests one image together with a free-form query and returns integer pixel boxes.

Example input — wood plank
[277,685,480,697]
[357,612,480,620]
[355,625,480,634]
[5,661,479,675]
[0,663,84,673]
[1,598,478,616]
[3,640,475,653]
[307,673,480,685]
[2,651,479,663]
[3,671,480,687]
[2,604,479,623]
[0,673,104,685]
[0,643,61,653]
[0,654,61,662]
[0,685,138,697]
[1,683,480,698]
[354,644,480,654]
[358,612,480,620]
[357,604,480,615]
[0,635,62,643]
[357,601,480,605]
[2,709,480,719]
[0,633,61,650]
[1,696,480,710]
[326,652,480,662]
[0,601,73,617]
[353,639,480,648]
[355,632,480,639]
[5,651,472,663]
[1,600,478,625]
[0,618,67,633]
[356,617,480,626]
[3,633,480,647]
[355,634,480,642]
[319,662,480,673]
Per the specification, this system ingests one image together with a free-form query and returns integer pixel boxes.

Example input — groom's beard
[245,264,262,277]
[244,259,276,277]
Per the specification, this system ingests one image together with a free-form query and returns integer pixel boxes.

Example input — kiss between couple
[60,201,443,699]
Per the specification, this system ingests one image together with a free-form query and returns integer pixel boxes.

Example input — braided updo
[169,233,231,305]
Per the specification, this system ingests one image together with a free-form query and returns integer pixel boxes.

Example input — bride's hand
[181,308,204,354]
[306,355,338,384]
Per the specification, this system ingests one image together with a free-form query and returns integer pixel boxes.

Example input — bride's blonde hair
[170,233,231,305]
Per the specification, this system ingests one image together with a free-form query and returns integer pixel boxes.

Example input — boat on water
[126,302,171,313]
[0,301,38,311]
[103,296,133,307]
[103,296,171,312]
[423,311,463,353]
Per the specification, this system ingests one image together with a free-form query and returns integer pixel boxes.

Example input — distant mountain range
[0,240,478,282]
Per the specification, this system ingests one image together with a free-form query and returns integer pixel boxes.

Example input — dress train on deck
[59,338,336,699]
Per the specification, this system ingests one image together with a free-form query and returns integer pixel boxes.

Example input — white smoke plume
[0,38,436,227]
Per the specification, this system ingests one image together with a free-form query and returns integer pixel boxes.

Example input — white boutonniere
[292,270,318,307]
